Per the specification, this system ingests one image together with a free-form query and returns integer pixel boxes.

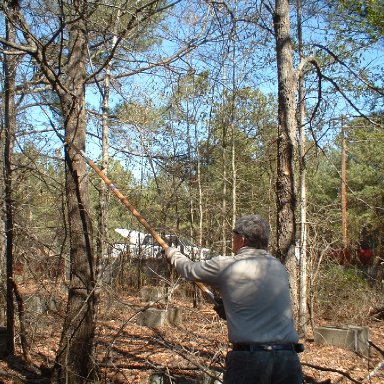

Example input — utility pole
[341,124,347,248]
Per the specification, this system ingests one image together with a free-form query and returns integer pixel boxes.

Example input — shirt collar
[236,246,268,256]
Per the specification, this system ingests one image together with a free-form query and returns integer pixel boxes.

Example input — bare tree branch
[314,43,384,97]
[302,362,361,384]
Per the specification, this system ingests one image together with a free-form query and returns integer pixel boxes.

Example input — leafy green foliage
[306,115,384,252]
[339,0,384,37]
[12,142,67,260]
[88,157,141,240]
[344,116,384,243]
[314,263,381,324]
[307,146,343,242]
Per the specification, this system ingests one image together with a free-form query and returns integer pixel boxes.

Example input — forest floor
[0,286,383,384]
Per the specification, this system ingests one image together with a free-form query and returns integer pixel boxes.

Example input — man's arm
[166,248,226,319]
[165,248,221,285]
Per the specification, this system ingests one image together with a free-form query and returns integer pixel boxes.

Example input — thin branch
[314,44,384,97]
[302,362,361,384]
[9,278,31,364]
[86,0,182,83]
[111,39,205,80]
[296,56,323,149]
[321,73,380,126]
[0,37,36,54]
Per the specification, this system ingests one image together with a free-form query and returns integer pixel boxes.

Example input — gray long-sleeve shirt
[167,246,299,344]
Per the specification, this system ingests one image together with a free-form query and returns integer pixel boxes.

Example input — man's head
[232,214,270,253]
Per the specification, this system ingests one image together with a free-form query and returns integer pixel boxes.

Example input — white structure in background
[111,229,211,260]
[139,233,211,260]
[111,228,146,258]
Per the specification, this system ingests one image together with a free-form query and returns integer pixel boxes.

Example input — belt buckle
[257,344,273,351]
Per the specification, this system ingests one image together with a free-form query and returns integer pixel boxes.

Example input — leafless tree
[2,6,18,356]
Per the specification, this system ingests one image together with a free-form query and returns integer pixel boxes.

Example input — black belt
[232,343,304,353]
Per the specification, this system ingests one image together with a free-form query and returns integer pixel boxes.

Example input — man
[165,214,303,384]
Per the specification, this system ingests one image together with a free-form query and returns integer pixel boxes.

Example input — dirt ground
[95,295,384,384]
[0,287,383,384]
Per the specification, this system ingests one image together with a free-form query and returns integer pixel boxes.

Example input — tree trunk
[230,29,237,245]
[52,9,98,383]
[97,82,111,264]
[3,14,17,356]
[273,0,298,312]
[0,55,5,325]
[96,15,120,281]
[52,97,98,384]
[298,81,308,335]
[296,0,309,337]
[196,143,204,252]
[221,128,228,256]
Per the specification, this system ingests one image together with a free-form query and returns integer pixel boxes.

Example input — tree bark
[96,12,120,282]
[51,6,98,383]
[3,13,18,357]
[273,0,298,311]
[221,126,228,256]
[296,0,309,337]
[274,0,297,259]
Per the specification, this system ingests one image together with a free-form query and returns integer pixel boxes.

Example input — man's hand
[213,296,226,320]
[164,247,177,262]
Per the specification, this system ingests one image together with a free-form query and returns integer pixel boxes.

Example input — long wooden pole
[341,124,347,248]
[58,133,216,303]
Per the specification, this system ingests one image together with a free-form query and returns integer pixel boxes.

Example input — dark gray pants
[224,350,303,384]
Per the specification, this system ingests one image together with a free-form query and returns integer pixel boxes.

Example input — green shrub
[313,263,382,325]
